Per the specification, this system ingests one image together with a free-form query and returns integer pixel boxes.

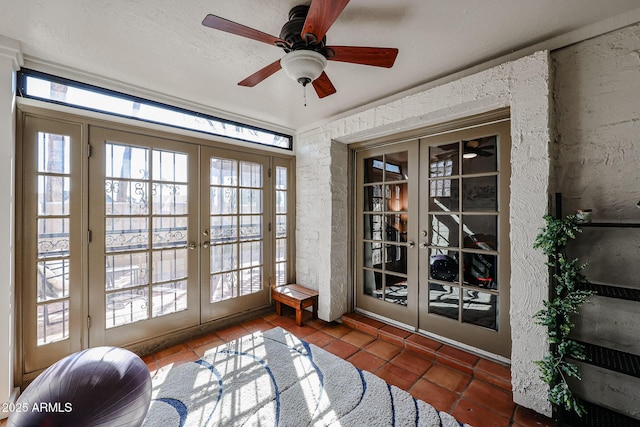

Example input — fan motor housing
[279,5,326,52]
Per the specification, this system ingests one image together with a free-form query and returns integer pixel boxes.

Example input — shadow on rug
[143,327,471,426]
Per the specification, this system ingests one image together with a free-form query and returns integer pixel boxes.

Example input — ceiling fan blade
[326,46,398,68]
[202,14,287,47]
[301,0,350,43]
[312,72,337,98]
[238,60,282,87]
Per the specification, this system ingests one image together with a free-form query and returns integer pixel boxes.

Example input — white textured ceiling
[2,0,640,133]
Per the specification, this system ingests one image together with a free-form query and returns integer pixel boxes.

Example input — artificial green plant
[533,215,593,417]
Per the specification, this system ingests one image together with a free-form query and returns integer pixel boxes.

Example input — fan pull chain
[303,84,307,107]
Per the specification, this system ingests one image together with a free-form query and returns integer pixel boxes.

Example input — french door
[20,113,289,375]
[200,147,271,321]
[21,115,84,373]
[355,141,419,326]
[418,121,511,357]
[88,130,273,347]
[356,120,511,358]
[88,127,201,347]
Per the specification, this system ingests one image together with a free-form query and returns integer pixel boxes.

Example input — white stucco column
[294,133,349,321]
[0,35,22,419]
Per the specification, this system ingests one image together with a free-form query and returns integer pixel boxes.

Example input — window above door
[18,69,292,150]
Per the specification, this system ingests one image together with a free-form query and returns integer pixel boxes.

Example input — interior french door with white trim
[88,127,200,347]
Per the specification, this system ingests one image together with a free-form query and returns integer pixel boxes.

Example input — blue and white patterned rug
[142,327,471,427]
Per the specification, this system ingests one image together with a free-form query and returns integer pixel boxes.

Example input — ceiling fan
[202,0,399,99]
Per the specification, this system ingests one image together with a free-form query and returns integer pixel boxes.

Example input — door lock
[202,241,210,249]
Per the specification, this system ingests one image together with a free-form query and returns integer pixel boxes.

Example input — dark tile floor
[142,309,557,427]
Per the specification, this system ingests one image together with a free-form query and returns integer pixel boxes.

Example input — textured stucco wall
[553,23,640,220]
[507,53,553,417]
[552,23,640,418]
[328,141,350,317]
[554,21,640,328]
[295,131,350,319]
[296,50,553,415]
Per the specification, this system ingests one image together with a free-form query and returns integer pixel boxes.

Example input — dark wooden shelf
[579,282,640,302]
[561,340,640,426]
[554,195,640,426]
[580,222,640,228]
[569,340,640,379]
[561,399,640,427]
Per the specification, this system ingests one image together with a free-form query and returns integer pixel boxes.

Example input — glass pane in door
[430,215,460,247]
[462,176,497,211]
[462,290,498,329]
[429,143,459,177]
[361,152,410,307]
[462,137,497,174]
[364,156,384,183]
[274,165,289,286]
[104,143,190,329]
[36,132,72,345]
[426,137,500,331]
[428,283,459,320]
[104,144,150,328]
[151,150,189,318]
[209,157,264,302]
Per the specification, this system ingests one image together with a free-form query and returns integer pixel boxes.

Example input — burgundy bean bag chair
[8,346,151,427]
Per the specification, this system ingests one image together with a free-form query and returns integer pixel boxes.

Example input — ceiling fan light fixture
[280,50,327,86]
[463,152,478,159]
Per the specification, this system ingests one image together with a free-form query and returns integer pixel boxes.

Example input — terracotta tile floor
[0,310,556,427]
[141,310,557,427]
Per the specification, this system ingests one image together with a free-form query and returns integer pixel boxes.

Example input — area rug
[142,327,471,427]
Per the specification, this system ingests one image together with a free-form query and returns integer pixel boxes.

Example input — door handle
[407,241,415,248]
[419,242,428,249]
[187,242,197,250]
[202,241,210,249]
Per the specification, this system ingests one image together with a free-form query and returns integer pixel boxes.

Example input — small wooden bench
[272,284,319,326]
